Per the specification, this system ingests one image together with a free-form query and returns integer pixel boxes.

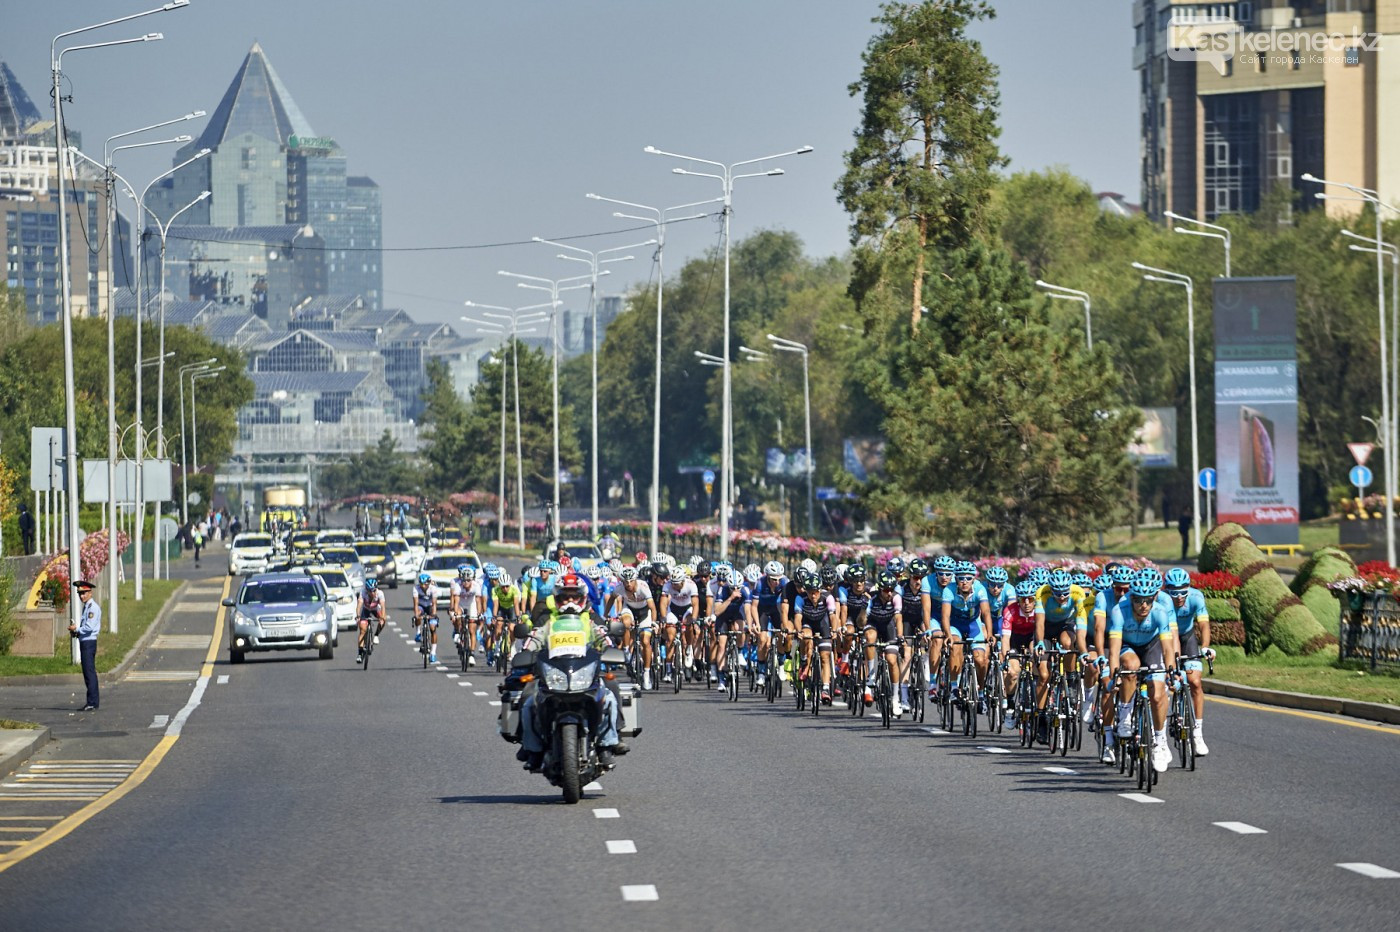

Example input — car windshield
[423,554,478,572]
[356,542,389,558]
[319,531,353,543]
[234,535,272,550]
[321,550,359,566]
[240,581,322,604]
[312,571,349,589]
[404,532,425,548]
[386,539,408,555]
[559,542,602,561]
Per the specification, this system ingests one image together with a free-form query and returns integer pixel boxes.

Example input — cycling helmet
[457,563,475,580]
[954,560,977,579]
[418,572,431,584]
[835,563,849,580]
[844,564,867,584]
[364,578,378,591]
[908,557,929,577]
[819,565,840,589]
[497,571,513,587]
[538,560,558,574]
[1129,567,1164,598]
[1094,574,1114,593]
[571,557,584,572]
[932,555,956,574]
[688,555,703,570]
[743,564,762,584]
[1027,567,1051,589]
[1109,565,1135,587]
[1049,570,1072,595]
[795,566,820,589]
[875,570,897,590]
[671,564,688,582]
[619,565,639,583]
[585,563,604,580]
[715,564,735,586]
[651,561,671,580]
[800,558,818,574]
[764,560,785,580]
[693,561,713,578]
[1164,567,1191,590]
[1071,572,1093,590]
[656,552,676,569]
[483,563,500,580]
[887,557,907,576]
[984,566,1009,586]
[1016,580,1039,599]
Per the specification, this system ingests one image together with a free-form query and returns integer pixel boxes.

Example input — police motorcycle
[499,615,641,804]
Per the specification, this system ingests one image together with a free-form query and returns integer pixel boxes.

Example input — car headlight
[568,661,598,691]
[233,610,252,627]
[543,666,569,691]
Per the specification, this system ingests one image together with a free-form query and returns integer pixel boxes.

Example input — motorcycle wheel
[559,723,582,804]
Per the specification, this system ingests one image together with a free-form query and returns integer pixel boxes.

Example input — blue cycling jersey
[1168,588,1209,635]
[985,584,1011,636]
[1106,596,1177,648]
[941,582,989,632]
[755,577,787,610]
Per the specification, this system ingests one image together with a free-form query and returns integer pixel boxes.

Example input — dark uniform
[70,580,101,710]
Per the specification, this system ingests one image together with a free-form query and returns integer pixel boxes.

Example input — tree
[319,431,419,500]
[838,0,1005,333]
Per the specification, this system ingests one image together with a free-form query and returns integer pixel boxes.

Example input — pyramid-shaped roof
[192,42,315,151]
[0,62,42,139]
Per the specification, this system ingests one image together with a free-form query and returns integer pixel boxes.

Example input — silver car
[223,573,337,663]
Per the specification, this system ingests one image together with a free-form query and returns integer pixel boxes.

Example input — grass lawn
[0,718,41,729]
[0,579,182,677]
[1211,645,1400,706]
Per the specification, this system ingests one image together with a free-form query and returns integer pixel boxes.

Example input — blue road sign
[1350,464,1373,489]
[702,469,715,486]
[1197,467,1217,492]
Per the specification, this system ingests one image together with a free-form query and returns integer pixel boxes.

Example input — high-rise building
[1134,1,1400,220]
[153,42,382,312]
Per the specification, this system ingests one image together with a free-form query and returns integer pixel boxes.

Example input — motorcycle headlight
[568,661,598,691]
[543,666,569,691]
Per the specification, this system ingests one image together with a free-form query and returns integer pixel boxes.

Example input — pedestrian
[69,579,101,710]
[229,515,242,539]
[1178,506,1192,561]
[192,524,205,566]
[18,502,35,554]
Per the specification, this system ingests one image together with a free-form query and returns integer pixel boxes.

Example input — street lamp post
[1034,280,1093,350]
[585,194,718,554]
[1133,262,1201,554]
[738,345,786,533]
[1164,211,1232,277]
[178,358,218,524]
[189,368,225,482]
[766,334,814,535]
[646,143,813,560]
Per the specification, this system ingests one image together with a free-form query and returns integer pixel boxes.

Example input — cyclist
[581,562,610,623]
[610,566,659,688]
[657,562,697,680]
[412,571,440,664]
[753,560,791,686]
[926,556,953,688]
[1106,567,1179,772]
[893,558,931,689]
[1034,569,1089,703]
[1001,580,1039,706]
[940,560,992,711]
[526,560,559,626]
[488,568,520,664]
[1163,566,1213,756]
[356,577,387,662]
[793,566,837,704]
[984,566,1012,625]
[450,563,484,668]
[710,564,750,691]
[859,567,903,714]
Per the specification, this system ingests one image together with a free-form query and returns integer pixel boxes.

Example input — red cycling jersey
[1003,601,1035,636]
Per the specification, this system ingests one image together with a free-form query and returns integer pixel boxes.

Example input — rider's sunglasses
[1166,588,1188,598]
[955,574,975,582]
[1130,595,1155,606]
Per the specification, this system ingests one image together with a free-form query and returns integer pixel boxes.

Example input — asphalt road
[0,570,1397,930]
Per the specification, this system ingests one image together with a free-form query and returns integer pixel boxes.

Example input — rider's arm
[978,599,992,642]
[940,597,952,638]
[1033,601,1046,647]
[921,582,932,633]
[1194,591,1211,651]
[1074,594,1089,654]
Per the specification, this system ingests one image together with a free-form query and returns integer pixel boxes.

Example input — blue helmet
[1027,567,1051,589]
[887,557,907,576]
[1049,570,1072,596]
[571,556,584,572]
[364,578,378,591]
[933,555,956,574]
[1093,574,1114,593]
[1016,581,1039,599]
[1130,568,1164,598]
[1164,567,1191,590]
[483,563,501,581]
[1109,565,1135,586]
[954,560,976,579]
[984,566,1009,586]
[1072,572,1093,590]
[418,572,431,584]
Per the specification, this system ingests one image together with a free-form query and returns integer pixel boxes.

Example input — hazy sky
[7,1,1136,332]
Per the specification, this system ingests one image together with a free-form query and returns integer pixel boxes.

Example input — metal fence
[1340,592,1400,670]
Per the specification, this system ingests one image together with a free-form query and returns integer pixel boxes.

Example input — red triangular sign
[1348,442,1375,466]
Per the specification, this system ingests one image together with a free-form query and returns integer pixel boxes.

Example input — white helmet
[671,564,688,582]
[618,565,638,583]
[715,564,735,585]
[764,560,785,579]
[800,558,818,574]
[743,563,761,584]
[688,554,703,570]
[835,563,848,580]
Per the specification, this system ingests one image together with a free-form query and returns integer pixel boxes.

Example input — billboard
[842,437,886,481]
[1213,277,1299,545]
[765,448,811,480]
[1127,407,1177,468]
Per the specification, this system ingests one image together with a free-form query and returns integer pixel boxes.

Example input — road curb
[0,726,50,779]
[1204,677,1400,726]
[0,580,193,688]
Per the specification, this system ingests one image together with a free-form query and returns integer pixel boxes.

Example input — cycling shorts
[864,615,897,642]
[1178,628,1202,672]
[714,613,744,634]
[1008,631,1035,652]
[800,615,833,641]
[948,622,987,650]
[1045,619,1080,644]
[1118,637,1165,681]
[667,603,692,624]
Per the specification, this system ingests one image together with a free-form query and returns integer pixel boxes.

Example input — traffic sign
[1197,467,1216,492]
[702,469,715,486]
[1348,442,1375,466]
[1350,464,1373,489]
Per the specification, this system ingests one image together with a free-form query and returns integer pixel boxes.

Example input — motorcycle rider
[516,572,628,771]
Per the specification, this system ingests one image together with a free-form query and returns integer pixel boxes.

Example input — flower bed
[34,528,130,609]
[1190,570,1241,599]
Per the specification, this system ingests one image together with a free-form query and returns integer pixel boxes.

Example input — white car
[386,536,419,578]
[306,567,359,630]
[402,530,427,575]
[420,550,482,607]
[228,532,276,576]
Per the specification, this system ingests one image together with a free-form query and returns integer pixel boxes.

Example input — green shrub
[1300,585,1341,635]
[0,565,17,655]
[1199,522,1247,572]
[1205,596,1240,622]
[1291,548,1355,596]
[1211,620,1245,646]
[1272,602,1335,654]
[1221,536,1266,572]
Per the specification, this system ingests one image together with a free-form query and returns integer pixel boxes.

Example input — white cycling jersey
[451,579,483,618]
[617,579,654,610]
[662,579,697,608]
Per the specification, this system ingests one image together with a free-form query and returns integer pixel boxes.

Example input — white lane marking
[593,808,620,819]
[621,884,658,902]
[127,670,201,681]
[150,635,212,650]
[1044,766,1079,775]
[13,773,122,781]
[1214,821,1267,835]
[458,682,471,687]
[473,691,488,696]
[1336,862,1400,879]
[978,746,1010,754]
[923,727,945,735]
[30,763,135,769]
[216,675,229,685]
[0,795,102,800]
[1118,793,1164,804]
[446,674,459,679]
[606,839,636,854]
[149,715,170,729]
[166,674,211,737]
[583,781,602,792]
[488,701,502,707]
[436,665,449,671]
[2,783,116,789]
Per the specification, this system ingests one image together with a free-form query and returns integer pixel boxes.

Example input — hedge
[1205,596,1244,646]
[1200,523,1331,655]
[1198,522,1248,573]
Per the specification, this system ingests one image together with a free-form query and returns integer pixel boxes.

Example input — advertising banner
[765,448,811,480]
[842,437,886,481]
[1213,277,1299,545]
[1127,407,1177,468]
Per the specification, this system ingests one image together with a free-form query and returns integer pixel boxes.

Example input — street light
[498,270,596,532]
[533,236,653,538]
[1164,211,1232,277]
[1344,228,1400,546]
[1034,280,1093,350]
[178,358,218,524]
[738,346,786,533]
[646,142,813,560]
[189,367,226,483]
[586,193,719,554]
[1133,261,1201,553]
[1305,172,1396,565]
[52,2,183,630]
[765,334,814,534]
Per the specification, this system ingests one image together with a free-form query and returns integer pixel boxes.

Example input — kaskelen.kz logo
[1167,28,1383,75]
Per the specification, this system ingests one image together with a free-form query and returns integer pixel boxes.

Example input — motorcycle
[498,617,641,804]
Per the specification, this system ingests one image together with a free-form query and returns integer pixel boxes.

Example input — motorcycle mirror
[512,622,531,640]
[600,647,626,665]
[512,650,536,669]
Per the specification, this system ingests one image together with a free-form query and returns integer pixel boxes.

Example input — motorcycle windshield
[546,614,590,660]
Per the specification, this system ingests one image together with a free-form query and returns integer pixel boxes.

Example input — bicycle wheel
[908,653,926,724]
[361,635,371,670]
[1058,689,1071,758]
[795,653,807,711]
[1136,699,1153,792]
[1176,692,1197,771]
[727,643,740,702]
[878,661,892,728]
[986,668,1004,734]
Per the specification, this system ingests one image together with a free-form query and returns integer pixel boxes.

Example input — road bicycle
[1168,652,1213,771]
[1007,651,1038,748]
[1042,645,1082,756]
[723,626,742,702]
[1113,666,1164,793]
[981,637,1006,734]
[419,613,437,668]
[905,632,929,724]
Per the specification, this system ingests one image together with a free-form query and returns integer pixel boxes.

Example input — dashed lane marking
[1214,821,1267,834]
[978,746,1011,754]
[583,781,602,792]
[126,670,201,682]
[436,665,449,671]
[606,839,636,854]
[593,808,620,819]
[1119,793,1164,804]
[923,727,946,735]
[1336,862,1400,879]
[1044,766,1079,775]
[473,691,488,696]
[446,674,459,679]
[216,675,229,684]
[621,884,658,902]
[488,701,502,707]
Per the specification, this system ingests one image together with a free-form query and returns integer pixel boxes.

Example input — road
[0,562,1397,930]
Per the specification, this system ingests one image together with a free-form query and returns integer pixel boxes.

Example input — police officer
[69,579,101,711]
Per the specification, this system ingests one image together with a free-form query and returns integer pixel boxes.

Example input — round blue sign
[1197,467,1217,492]
[702,469,716,485]
[1350,464,1373,488]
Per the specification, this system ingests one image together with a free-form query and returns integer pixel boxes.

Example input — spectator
[1178,506,1192,561]
[192,524,205,567]
[19,502,35,554]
